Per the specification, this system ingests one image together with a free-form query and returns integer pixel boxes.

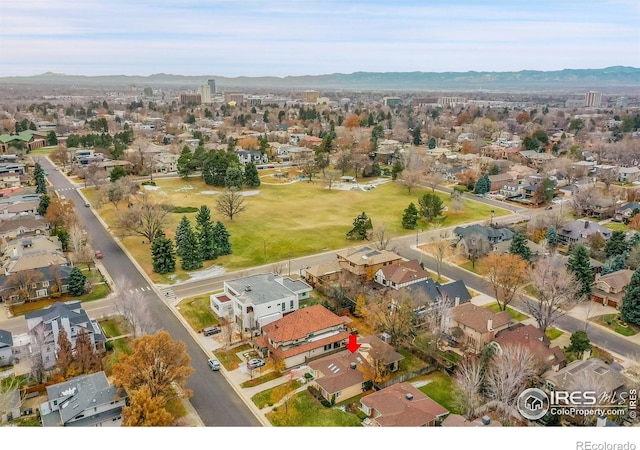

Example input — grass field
[9,283,111,317]
[88,177,509,283]
[486,302,530,321]
[604,222,629,232]
[545,327,564,340]
[251,380,302,409]
[415,370,462,415]
[266,390,362,426]
[591,314,639,336]
[176,295,219,331]
[214,343,253,370]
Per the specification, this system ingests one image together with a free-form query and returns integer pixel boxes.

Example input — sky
[1,0,639,77]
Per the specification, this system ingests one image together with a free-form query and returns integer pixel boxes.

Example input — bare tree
[117,194,168,243]
[299,158,317,183]
[399,169,421,195]
[112,276,156,338]
[567,369,610,426]
[219,316,234,347]
[453,355,484,419]
[67,223,86,267]
[571,186,597,217]
[431,229,453,281]
[485,344,540,424]
[370,223,393,251]
[424,171,443,193]
[29,321,48,384]
[0,376,21,417]
[420,295,452,348]
[523,255,582,334]
[458,233,491,270]
[5,269,44,303]
[364,292,416,345]
[450,189,464,214]
[215,188,247,221]
[323,169,340,190]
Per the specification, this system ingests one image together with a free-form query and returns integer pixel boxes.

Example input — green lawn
[99,316,131,338]
[545,327,564,340]
[486,302,530,321]
[591,314,639,336]
[102,337,132,375]
[89,178,509,283]
[214,343,253,370]
[176,295,219,331]
[251,380,302,409]
[397,348,430,374]
[604,222,629,232]
[459,260,480,274]
[266,390,362,426]
[415,370,462,415]
[241,371,283,388]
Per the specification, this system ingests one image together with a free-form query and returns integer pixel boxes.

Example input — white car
[208,358,221,371]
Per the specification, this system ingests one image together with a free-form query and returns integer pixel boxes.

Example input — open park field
[85,174,509,284]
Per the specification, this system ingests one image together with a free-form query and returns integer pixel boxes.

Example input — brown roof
[493,325,565,369]
[309,350,369,395]
[336,245,402,267]
[1,201,38,214]
[261,305,350,343]
[305,261,342,278]
[0,216,48,233]
[358,335,404,366]
[450,303,511,333]
[596,270,634,291]
[361,382,449,426]
[378,260,430,285]
[270,331,351,360]
[442,414,502,427]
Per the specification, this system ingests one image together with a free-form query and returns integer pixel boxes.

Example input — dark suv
[203,326,221,336]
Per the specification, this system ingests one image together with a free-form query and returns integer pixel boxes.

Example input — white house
[210,273,312,332]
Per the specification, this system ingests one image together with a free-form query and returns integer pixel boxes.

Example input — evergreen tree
[473,173,491,195]
[68,267,87,296]
[151,230,176,274]
[110,165,127,182]
[402,202,419,229]
[177,147,194,179]
[243,162,261,188]
[174,216,192,259]
[346,212,373,240]
[546,225,558,248]
[418,192,444,223]
[34,162,47,194]
[509,232,532,262]
[37,194,50,216]
[567,244,592,298]
[224,166,243,189]
[600,254,628,275]
[428,136,437,149]
[213,221,232,256]
[179,221,203,271]
[195,205,216,260]
[371,161,381,177]
[412,124,422,145]
[391,160,403,180]
[621,268,640,326]
[604,230,629,258]
[46,130,58,146]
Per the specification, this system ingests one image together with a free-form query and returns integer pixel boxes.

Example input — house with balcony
[253,304,352,369]
[39,371,127,427]
[557,220,612,245]
[210,272,312,332]
[336,245,403,281]
[236,150,268,165]
[617,166,640,183]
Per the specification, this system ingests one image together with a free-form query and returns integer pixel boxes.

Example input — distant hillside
[1,66,638,92]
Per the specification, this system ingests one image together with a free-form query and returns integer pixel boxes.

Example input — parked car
[207,358,221,371]
[247,358,265,370]
[94,250,103,259]
[85,202,90,207]
[203,326,221,336]
[545,205,553,210]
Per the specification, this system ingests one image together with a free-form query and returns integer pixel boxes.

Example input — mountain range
[1,66,638,92]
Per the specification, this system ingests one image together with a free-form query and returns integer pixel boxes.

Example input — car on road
[85,202,90,207]
[545,205,553,210]
[94,250,103,259]
[207,358,221,371]
[247,358,265,370]
[203,326,221,336]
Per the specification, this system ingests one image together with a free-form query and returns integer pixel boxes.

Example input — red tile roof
[261,304,350,343]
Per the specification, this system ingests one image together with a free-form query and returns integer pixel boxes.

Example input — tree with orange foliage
[238,136,259,150]
[479,253,529,311]
[122,385,174,427]
[344,114,361,130]
[515,111,531,124]
[44,196,77,230]
[628,213,640,231]
[456,112,471,126]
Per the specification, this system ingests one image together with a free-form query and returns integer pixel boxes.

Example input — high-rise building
[584,91,602,108]
[198,85,212,104]
[180,93,201,105]
[383,97,402,107]
[208,79,216,95]
[302,90,319,103]
[224,92,245,105]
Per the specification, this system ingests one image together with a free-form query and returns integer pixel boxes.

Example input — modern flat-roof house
[253,304,352,369]
[210,272,312,332]
[336,245,403,281]
[25,301,106,370]
[40,372,127,427]
[360,382,449,427]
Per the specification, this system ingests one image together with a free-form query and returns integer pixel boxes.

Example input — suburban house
[453,224,514,245]
[39,371,127,427]
[0,328,13,367]
[392,278,472,317]
[373,259,430,289]
[236,150,268,165]
[542,358,629,396]
[489,324,565,372]
[0,264,73,303]
[25,301,106,370]
[253,304,352,369]
[613,201,640,222]
[360,382,449,427]
[336,246,403,281]
[302,261,342,287]
[488,173,515,192]
[0,200,39,219]
[448,303,512,352]
[584,197,616,219]
[519,150,555,169]
[591,269,634,308]
[152,151,179,174]
[499,181,523,199]
[210,272,313,332]
[558,220,612,245]
[442,414,502,427]
[308,334,403,403]
[0,216,49,239]
[0,131,46,153]
[617,166,640,183]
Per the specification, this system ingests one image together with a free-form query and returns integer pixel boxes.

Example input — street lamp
[490,210,495,226]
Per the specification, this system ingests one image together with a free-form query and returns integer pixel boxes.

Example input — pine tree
[195,205,216,260]
[600,254,627,275]
[174,216,192,259]
[604,230,629,258]
[546,225,558,248]
[402,202,419,229]
[68,267,87,296]
[509,232,532,262]
[34,162,47,194]
[473,173,491,195]
[213,221,232,256]
[37,194,50,216]
[621,268,640,326]
[243,162,261,188]
[347,212,373,240]
[224,166,244,189]
[151,230,176,274]
[179,220,203,271]
[567,244,592,298]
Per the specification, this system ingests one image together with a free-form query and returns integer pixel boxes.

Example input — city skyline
[1,1,639,77]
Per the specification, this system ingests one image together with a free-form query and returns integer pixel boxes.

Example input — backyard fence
[373,364,437,391]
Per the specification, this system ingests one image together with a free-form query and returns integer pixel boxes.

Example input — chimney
[350,362,356,370]
[524,333,529,340]
[582,348,591,361]
[454,296,460,307]
[487,319,494,331]
[584,220,589,229]
[405,393,413,401]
